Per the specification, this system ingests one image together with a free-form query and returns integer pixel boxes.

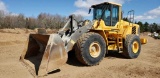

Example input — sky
[0,0,160,23]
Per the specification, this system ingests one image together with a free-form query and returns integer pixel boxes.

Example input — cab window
[104,9,111,26]
[104,5,119,26]
[94,8,102,20]
[112,5,119,26]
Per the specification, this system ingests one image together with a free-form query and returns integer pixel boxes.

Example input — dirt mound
[46,29,58,34]
[0,41,25,46]
[0,28,27,34]
[0,33,28,42]
[0,28,58,34]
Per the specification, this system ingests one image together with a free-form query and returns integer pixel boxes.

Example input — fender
[65,23,93,52]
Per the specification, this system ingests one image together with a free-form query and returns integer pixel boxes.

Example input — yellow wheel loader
[20,2,147,77]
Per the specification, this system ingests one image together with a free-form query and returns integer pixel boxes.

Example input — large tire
[123,34,141,59]
[75,32,106,65]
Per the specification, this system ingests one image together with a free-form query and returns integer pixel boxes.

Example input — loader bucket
[20,34,68,77]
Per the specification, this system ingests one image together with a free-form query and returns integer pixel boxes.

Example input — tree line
[0,10,159,33]
[0,11,67,29]
[0,10,83,29]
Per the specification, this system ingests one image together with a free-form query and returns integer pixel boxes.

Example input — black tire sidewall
[127,35,141,58]
[82,33,106,65]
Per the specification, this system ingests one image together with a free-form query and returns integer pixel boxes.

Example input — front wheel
[75,32,106,65]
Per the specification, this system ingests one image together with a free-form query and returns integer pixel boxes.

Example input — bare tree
[37,13,67,29]
[0,10,5,28]
[0,12,67,29]
[74,15,84,22]
[17,14,26,28]
[26,17,38,29]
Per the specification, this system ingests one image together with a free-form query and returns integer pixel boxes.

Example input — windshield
[93,8,103,20]
[93,4,110,20]
[92,4,119,26]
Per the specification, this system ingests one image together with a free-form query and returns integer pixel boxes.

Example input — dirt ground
[0,30,160,78]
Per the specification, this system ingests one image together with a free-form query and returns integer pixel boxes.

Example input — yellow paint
[70,40,75,44]
[108,44,117,50]
[90,2,147,51]
[89,42,101,58]
[140,38,147,44]
[132,41,139,53]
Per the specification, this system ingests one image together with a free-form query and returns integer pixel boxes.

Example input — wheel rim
[89,42,101,58]
[132,41,139,53]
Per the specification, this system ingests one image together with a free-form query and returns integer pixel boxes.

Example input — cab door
[103,5,119,28]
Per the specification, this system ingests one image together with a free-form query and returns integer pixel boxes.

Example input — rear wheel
[123,34,141,59]
[75,32,106,65]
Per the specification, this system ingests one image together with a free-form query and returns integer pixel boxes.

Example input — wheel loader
[20,2,147,77]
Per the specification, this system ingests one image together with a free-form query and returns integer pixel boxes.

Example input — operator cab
[90,2,121,27]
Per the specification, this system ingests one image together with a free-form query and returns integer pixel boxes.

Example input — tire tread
[75,32,106,65]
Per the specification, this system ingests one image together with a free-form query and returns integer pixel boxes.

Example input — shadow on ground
[67,51,84,67]
[106,51,126,59]
[48,69,61,75]
[67,50,126,67]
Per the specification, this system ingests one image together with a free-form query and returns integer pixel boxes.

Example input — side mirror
[88,8,91,14]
